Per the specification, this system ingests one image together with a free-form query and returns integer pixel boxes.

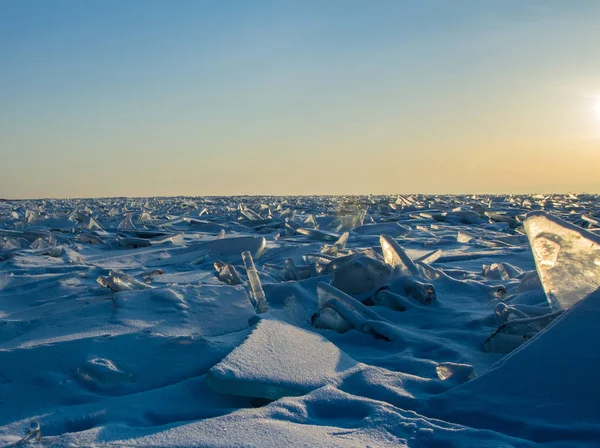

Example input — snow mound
[207,319,359,400]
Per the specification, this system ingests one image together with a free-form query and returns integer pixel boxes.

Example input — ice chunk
[524,211,600,310]
[484,311,563,353]
[238,203,262,221]
[313,283,397,340]
[436,362,474,383]
[372,288,412,311]
[380,234,419,276]
[16,421,41,444]
[387,274,436,305]
[457,231,475,243]
[283,258,302,281]
[303,214,318,228]
[331,255,392,297]
[214,260,243,285]
[242,251,268,313]
[207,319,358,400]
[97,270,154,292]
[117,231,183,248]
[331,207,367,232]
[76,233,105,244]
[76,358,133,392]
[482,262,523,281]
[333,231,349,250]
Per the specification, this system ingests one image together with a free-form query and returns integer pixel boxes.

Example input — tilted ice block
[380,234,420,276]
[524,211,600,310]
[242,251,268,314]
[207,319,358,400]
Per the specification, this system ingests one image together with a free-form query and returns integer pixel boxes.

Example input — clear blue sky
[1,0,600,198]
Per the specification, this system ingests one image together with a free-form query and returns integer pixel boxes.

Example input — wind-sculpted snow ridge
[0,194,598,447]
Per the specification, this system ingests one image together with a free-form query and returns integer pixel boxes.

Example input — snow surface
[0,194,598,447]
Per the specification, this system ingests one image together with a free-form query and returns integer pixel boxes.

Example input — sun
[595,98,600,121]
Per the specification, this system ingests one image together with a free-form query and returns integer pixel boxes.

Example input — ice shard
[379,234,419,276]
[242,251,268,314]
[118,214,136,230]
[524,211,600,310]
[214,260,244,285]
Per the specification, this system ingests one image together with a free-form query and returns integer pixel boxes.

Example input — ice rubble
[0,194,599,446]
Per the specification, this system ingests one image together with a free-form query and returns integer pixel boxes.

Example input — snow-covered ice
[0,194,598,447]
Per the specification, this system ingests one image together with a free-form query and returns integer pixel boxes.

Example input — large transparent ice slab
[524,211,600,310]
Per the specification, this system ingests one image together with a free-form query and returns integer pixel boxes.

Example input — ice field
[0,194,599,447]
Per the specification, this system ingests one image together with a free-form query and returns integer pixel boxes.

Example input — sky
[1,0,600,198]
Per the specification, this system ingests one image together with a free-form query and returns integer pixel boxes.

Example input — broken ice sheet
[524,211,600,310]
